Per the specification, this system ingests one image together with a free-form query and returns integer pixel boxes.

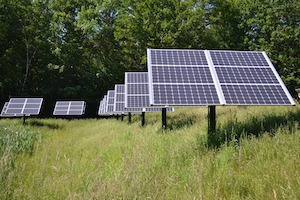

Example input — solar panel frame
[4,98,43,116]
[147,48,295,106]
[53,101,86,116]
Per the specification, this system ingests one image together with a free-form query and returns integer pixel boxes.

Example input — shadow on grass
[207,109,300,149]
[27,120,62,130]
[166,113,198,130]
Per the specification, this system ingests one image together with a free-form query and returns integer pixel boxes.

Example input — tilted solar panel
[0,102,13,117]
[209,50,294,105]
[114,84,127,114]
[4,98,43,116]
[106,90,115,114]
[147,49,295,106]
[98,95,108,115]
[53,101,86,116]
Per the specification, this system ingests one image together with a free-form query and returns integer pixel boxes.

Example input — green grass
[1,105,300,199]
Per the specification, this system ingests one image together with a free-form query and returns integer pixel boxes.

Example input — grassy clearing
[0,105,300,199]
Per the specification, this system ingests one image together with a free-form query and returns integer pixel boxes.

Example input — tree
[115,0,211,70]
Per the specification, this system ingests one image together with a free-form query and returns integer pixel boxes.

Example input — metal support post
[208,106,216,134]
[141,112,145,126]
[128,112,132,124]
[162,108,167,129]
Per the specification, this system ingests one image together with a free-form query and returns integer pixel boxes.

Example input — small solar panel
[53,101,86,116]
[148,49,295,106]
[125,72,175,112]
[106,90,115,114]
[114,84,128,114]
[4,98,43,116]
[98,95,108,115]
[0,102,13,117]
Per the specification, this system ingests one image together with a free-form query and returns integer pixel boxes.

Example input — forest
[0,0,299,117]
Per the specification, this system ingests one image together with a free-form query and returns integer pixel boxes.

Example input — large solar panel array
[147,49,295,106]
[114,84,128,114]
[3,98,43,116]
[125,72,174,112]
[106,90,115,114]
[53,101,86,116]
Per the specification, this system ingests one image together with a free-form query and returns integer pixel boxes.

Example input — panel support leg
[162,108,167,130]
[128,112,132,124]
[121,114,124,121]
[208,106,216,134]
[141,112,145,127]
[23,114,26,125]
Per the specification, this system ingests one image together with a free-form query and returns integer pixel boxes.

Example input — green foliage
[0,0,299,111]
[0,121,40,198]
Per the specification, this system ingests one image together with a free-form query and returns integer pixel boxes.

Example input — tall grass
[1,105,300,199]
[0,120,40,199]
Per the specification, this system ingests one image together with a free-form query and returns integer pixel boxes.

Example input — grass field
[1,105,300,199]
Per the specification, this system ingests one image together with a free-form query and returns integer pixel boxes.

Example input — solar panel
[4,98,43,116]
[98,100,104,115]
[125,72,174,112]
[0,102,14,117]
[148,49,295,106]
[209,50,294,105]
[114,84,128,114]
[106,90,115,114]
[53,101,86,116]
[98,95,107,115]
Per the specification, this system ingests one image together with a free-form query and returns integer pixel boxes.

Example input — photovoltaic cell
[151,49,208,65]
[152,66,213,83]
[53,101,86,115]
[216,67,279,84]
[127,84,149,94]
[127,96,149,108]
[127,72,148,83]
[4,98,43,116]
[222,85,291,105]
[153,85,219,105]
[210,51,269,66]
[148,49,295,106]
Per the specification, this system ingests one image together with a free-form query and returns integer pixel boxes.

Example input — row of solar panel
[98,72,174,116]
[0,72,173,117]
[1,49,295,118]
